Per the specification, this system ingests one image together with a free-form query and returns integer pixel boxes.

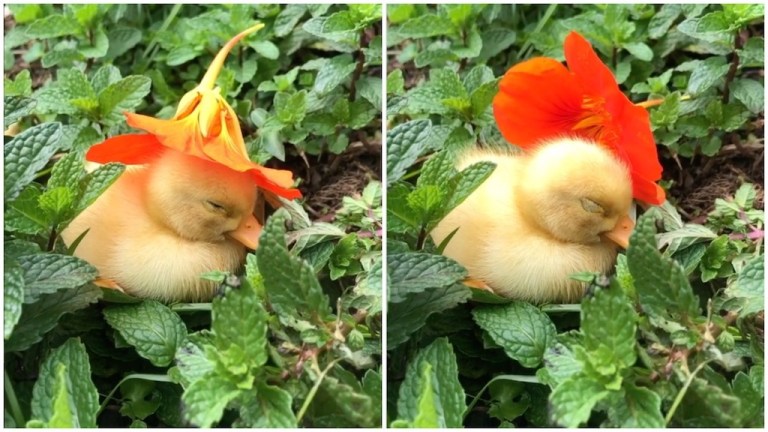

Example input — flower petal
[632,174,666,205]
[493,57,584,148]
[563,31,619,104]
[617,103,663,180]
[86,133,165,164]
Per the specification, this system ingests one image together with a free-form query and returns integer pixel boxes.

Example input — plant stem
[5,370,25,427]
[541,304,581,313]
[142,4,183,61]
[97,373,173,416]
[296,358,341,423]
[463,374,542,419]
[664,360,711,425]
[348,28,368,102]
[170,303,212,312]
[519,4,558,59]
[722,30,742,104]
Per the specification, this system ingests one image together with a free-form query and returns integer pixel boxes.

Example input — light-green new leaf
[473,302,556,368]
[30,338,99,428]
[397,338,466,428]
[182,371,239,428]
[211,283,269,371]
[237,382,297,428]
[606,384,665,428]
[581,284,637,369]
[549,375,609,427]
[104,301,188,367]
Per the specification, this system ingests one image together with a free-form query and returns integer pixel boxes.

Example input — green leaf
[273,4,307,37]
[256,215,331,321]
[396,14,454,39]
[18,254,98,303]
[77,162,125,211]
[5,284,102,352]
[386,119,432,185]
[730,79,764,114]
[48,151,85,192]
[274,90,307,125]
[581,284,637,368]
[4,96,36,128]
[648,4,682,39]
[237,382,297,428]
[623,42,654,61]
[687,57,730,95]
[4,264,25,339]
[472,302,557,368]
[397,338,466,428]
[443,161,495,215]
[48,365,76,427]
[4,122,63,200]
[211,283,268,370]
[549,376,609,427]
[388,252,467,302]
[104,301,188,367]
[388,283,471,349]
[25,14,81,38]
[249,40,279,60]
[607,383,664,427]
[626,213,700,320]
[98,75,152,122]
[182,371,239,428]
[174,334,214,387]
[726,255,764,315]
[105,27,142,60]
[411,364,440,427]
[405,69,468,115]
[470,79,500,117]
[31,338,99,428]
[5,70,32,96]
[4,184,48,235]
[312,55,356,95]
[387,69,405,95]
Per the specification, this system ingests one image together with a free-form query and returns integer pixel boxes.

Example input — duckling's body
[431,138,633,303]
[62,148,260,302]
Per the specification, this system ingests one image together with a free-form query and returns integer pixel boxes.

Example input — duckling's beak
[603,214,635,249]
[228,214,262,250]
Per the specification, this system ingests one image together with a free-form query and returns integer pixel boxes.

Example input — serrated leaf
[77,162,125,211]
[25,14,82,38]
[386,119,432,185]
[397,338,465,427]
[98,75,152,122]
[48,152,85,192]
[211,284,268,369]
[5,284,102,352]
[388,283,471,349]
[256,215,331,321]
[4,122,63,200]
[104,301,188,367]
[249,40,279,60]
[581,285,637,368]
[48,365,76,427]
[412,364,439,427]
[174,334,215,387]
[18,254,98,303]
[273,4,307,37]
[312,55,356,95]
[4,264,25,339]
[405,69,468,115]
[730,79,764,114]
[549,376,609,427]
[443,161,495,215]
[4,96,36,127]
[274,90,307,125]
[30,338,99,427]
[237,382,297,428]
[5,184,49,235]
[627,213,701,320]
[472,302,557,368]
[607,383,665,427]
[396,14,454,39]
[182,371,239,428]
[687,57,730,95]
[388,252,467,302]
[105,27,142,60]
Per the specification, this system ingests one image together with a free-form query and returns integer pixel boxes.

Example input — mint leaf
[388,252,467,302]
[607,383,665,428]
[25,14,81,38]
[98,75,152,123]
[5,284,102,352]
[273,4,307,37]
[237,382,297,428]
[386,119,432,185]
[48,365,76,427]
[472,302,557,368]
[76,162,125,212]
[312,55,356,95]
[211,283,268,370]
[4,122,63,200]
[104,301,188,367]
[412,364,440,427]
[581,285,637,368]
[4,96,36,127]
[687,57,730,95]
[4,263,25,339]
[549,376,609,427]
[18,254,98,303]
[182,372,239,428]
[396,14,454,39]
[397,338,465,427]
[31,338,99,428]
[730,78,764,114]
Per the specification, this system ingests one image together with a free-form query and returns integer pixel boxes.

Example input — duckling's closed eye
[204,200,228,214]
[580,198,605,214]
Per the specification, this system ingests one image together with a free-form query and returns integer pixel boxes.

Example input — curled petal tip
[199,22,266,90]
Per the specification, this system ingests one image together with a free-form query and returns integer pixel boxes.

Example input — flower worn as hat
[87,24,301,200]
[492,31,665,205]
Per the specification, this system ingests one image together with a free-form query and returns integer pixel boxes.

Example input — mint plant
[387,4,763,427]
[5,4,381,428]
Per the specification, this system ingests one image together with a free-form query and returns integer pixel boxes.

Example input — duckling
[430,137,635,303]
[61,147,261,302]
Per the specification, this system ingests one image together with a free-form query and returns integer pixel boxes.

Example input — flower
[86,24,301,200]
[492,31,665,205]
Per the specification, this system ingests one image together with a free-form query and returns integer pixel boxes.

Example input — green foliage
[5,4,381,428]
[387,4,764,428]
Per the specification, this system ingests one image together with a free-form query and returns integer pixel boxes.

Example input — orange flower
[87,24,301,200]
[492,31,665,205]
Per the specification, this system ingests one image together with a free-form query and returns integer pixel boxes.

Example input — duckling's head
[516,137,634,247]
[145,148,261,248]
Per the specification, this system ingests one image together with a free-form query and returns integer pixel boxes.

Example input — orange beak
[228,213,262,250]
[603,214,635,249]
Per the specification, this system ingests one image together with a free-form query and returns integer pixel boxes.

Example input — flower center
[572,95,615,143]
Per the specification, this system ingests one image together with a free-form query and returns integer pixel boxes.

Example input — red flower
[86,24,301,200]
[492,31,665,205]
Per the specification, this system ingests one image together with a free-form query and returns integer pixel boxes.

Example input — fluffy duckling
[61,148,261,302]
[430,137,634,303]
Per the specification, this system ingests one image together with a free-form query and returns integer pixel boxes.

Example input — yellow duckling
[61,147,261,302]
[430,138,635,303]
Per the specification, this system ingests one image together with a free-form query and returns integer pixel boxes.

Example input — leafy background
[5,4,381,428]
[386,4,764,428]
